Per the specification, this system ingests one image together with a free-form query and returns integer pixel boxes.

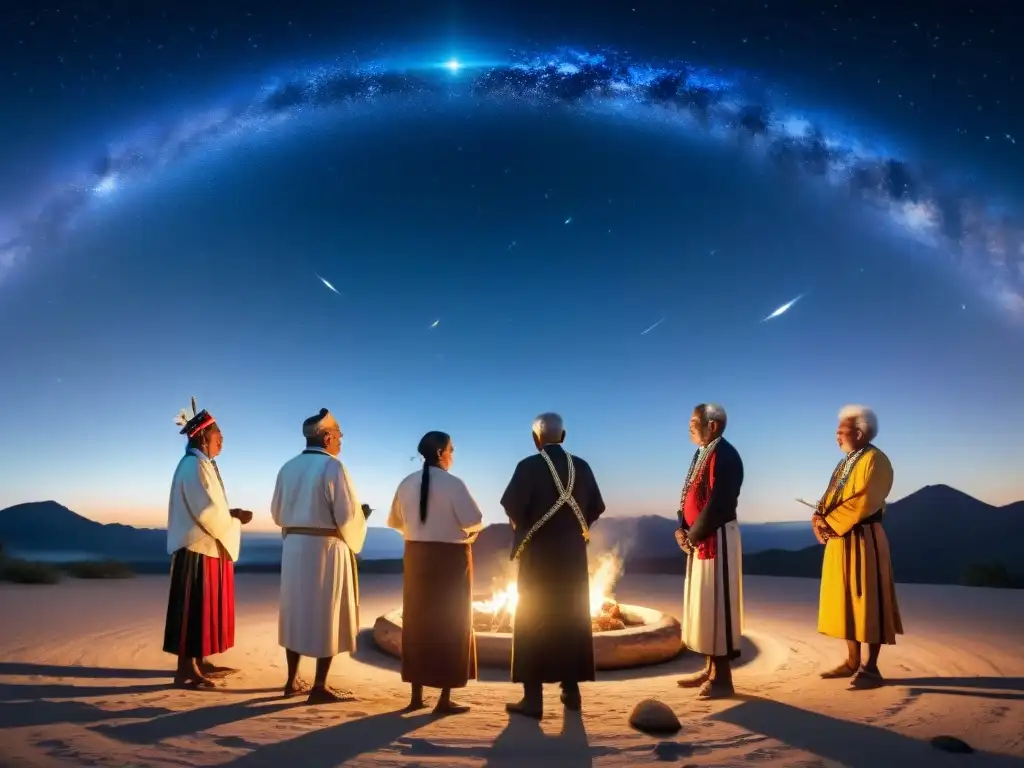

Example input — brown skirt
[401,540,477,689]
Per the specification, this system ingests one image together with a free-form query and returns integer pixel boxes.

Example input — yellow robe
[817,447,904,644]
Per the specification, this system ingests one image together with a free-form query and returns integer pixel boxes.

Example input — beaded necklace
[678,436,722,511]
[817,445,872,515]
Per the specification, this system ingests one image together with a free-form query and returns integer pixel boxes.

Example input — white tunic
[681,520,744,657]
[166,450,241,561]
[387,467,485,544]
[271,449,367,658]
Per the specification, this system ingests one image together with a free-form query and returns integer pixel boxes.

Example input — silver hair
[838,404,879,441]
[696,402,728,428]
[532,412,565,443]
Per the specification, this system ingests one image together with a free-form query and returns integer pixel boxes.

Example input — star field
[0,1,1021,527]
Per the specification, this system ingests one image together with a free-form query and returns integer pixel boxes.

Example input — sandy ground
[1,573,1022,767]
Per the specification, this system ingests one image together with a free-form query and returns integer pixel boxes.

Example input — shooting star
[761,293,805,323]
[640,317,666,335]
[316,274,340,295]
[564,216,573,225]
[429,319,440,328]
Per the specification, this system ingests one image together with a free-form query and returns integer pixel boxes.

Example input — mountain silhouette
[2,484,1020,585]
[0,500,404,563]
[0,501,166,558]
[469,484,1024,586]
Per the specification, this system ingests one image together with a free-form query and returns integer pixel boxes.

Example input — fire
[472,551,623,621]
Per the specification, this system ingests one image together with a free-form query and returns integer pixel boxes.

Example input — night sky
[1,1,1021,530]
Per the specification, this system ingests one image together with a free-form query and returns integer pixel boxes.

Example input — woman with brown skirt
[387,431,484,715]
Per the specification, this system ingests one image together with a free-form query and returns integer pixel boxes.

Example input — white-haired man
[812,405,903,690]
[674,403,745,699]
[499,412,606,718]
[271,408,370,704]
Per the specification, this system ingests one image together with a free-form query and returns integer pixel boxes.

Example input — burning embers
[471,552,641,634]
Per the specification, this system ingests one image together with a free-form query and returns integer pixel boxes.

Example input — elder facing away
[500,412,607,719]
[812,404,903,690]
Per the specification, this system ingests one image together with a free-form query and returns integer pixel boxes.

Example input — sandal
[849,667,884,690]
[820,661,859,679]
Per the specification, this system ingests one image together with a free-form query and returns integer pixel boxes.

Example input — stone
[930,735,974,754]
[629,698,682,735]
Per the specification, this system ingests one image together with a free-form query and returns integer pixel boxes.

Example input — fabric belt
[281,526,358,605]
[283,526,340,538]
[847,509,884,598]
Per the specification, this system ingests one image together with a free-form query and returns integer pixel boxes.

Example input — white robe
[681,520,744,657]
[166,450,241,561]
[271,449,367,658]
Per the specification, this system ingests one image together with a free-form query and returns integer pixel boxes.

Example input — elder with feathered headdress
[163,398,254,689]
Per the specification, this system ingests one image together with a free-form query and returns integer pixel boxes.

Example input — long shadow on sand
[0,700,174,729]
[214,710,435,768]
[93,695,304,745]
[394,710,606,767]
[887,676,1024,702]
[712,695,1023,767]
[0,662,168,679]
[0,681,170,702]
[352,629,760,682]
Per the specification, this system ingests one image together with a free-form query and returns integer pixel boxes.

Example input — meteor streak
[761,294,805,322]
[640,317,666,335]
[316,274,340,295]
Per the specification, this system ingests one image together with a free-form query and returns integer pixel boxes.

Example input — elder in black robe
[499,412,606,718]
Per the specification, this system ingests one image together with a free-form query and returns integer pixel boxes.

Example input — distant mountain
[0,501,403,563]
[744,485,1024,585]
[470,485,1024,587]
[469,515,816,566]
[0,501,166,560]
[4,485,1020,586]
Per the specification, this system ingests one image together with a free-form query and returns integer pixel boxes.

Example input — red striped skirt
[162,547,236,658]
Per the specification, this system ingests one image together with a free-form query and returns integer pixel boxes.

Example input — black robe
[500,444,606,684]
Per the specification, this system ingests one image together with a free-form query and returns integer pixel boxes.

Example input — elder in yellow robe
[813,404,903,690]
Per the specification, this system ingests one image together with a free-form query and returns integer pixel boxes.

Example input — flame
[473,551,623,620]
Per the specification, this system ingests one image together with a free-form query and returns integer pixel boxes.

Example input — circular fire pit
[372,602,683,671]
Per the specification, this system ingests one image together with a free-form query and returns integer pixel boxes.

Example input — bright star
[444,58,461,73]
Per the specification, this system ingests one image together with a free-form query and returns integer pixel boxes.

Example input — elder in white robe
[273,451,366,656]
[271,408,367,703]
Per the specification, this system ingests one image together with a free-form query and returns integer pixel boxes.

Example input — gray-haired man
[499,412,607,718]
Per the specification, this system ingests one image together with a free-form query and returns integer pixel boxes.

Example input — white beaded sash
[512,448,589,561]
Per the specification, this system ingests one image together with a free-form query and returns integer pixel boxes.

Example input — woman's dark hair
[417,431,451,523]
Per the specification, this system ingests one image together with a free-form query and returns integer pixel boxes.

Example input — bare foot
[433,700,470,716]
[173,674,218,690]
[404,698,427,712]
[200,663,239,679]
[306,686,356,705]
[283,678,311,698]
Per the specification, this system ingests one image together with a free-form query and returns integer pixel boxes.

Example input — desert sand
[1,572,1022,767]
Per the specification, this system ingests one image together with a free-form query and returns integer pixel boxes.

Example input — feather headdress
[173,396,199,427]
[174,397,216,437]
